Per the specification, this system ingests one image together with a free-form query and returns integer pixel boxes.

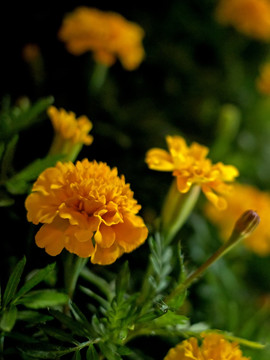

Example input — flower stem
[89,62,108,95]
[165,210,260,307]
[161,181,201,245]
[64,253,88,300]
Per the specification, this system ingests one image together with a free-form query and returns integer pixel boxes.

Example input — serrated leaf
[3,256,26,308]
[19,344,76,359]
[153,310,188,328]
[49,309,89,337]
[40,325,78,344]
[86,344,99,360]
[166,289,187,309]
[98,342,122,360]
[69,301,95,336]
[18,290,69,309]
[0,305,17,332]
[13,262,56,303]
[117,346,134,356]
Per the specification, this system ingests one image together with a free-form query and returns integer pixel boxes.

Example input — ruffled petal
[65,235,94,258]
[35,217,68,256]
[113,213,148,252]
[91,242,124,265]
[94,224,116,248]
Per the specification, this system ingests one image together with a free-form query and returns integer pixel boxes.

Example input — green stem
[165,231,245,305]
[161,182,201,245]
[89,62,108,95]
[64,253,88,300]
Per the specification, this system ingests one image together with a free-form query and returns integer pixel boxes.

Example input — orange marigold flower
[164,333,250,360]
[25,159,148,265]
[145,135,239,210]
[58,7,145,71]
[256,62,270,95]
[205,183,270,256]
[48,106,93,146]
[215,0,270,41]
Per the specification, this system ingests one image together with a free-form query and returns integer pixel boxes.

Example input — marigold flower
[205,183,270,256]
[145,135,239,210]
[164,333,250,360]
[215,0,270,41]
[58,7,145,70]
[48,106,93,146]
[256,62,270,95]
[25,159,148,265]
[48,106,93,161]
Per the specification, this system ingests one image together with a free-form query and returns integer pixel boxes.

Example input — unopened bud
[233,210,260,239]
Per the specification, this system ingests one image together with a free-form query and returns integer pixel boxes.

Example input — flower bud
[233,210,260,239]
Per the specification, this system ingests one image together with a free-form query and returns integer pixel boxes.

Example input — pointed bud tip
[233,210,260,238]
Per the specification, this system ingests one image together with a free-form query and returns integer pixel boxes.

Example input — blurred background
[1,0,270,358]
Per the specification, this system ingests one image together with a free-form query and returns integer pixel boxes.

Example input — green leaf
[18,290,69,309]
[98,342,122,360]
[3,256,26,308]
[13,263,56,303]
[6,154,64,195]
[0,305,17,332]
[69,301,95,336]
[0,194,15,207]
[86,344,99,360]
[19,344,76,359]
[166,289,187,309]
[17,310,53,324]
[115,261,130,301]
[72,350,81,360]
[153,309,188,328]
[49,309,89,337]
[40,325,78,344]
[0,96,54,140]
[1,134,19,180]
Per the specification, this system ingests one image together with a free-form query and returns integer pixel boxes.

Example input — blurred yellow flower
[48,106,93,146]
[22,43,41,63]
[205,183,270,256]
[256,62,270,95]
[164,333,250,360]
[145,135,239,210]
[25,159,148,265]
[215,0,270,41]
[48,106,93,161]
[58,7,145,71]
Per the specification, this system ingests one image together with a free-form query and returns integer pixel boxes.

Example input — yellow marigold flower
[48,106,93,161]
[164,333,250,360]
[256,62,270,95]
[205,183,270,256]
[145,135,239,210]
[48,106,93,146]
[215,0,270,41]
[58,7,145,71]
[25,159,148,265]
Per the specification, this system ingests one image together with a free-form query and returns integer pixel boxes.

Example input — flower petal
[91,242,124,265]
[35,218,68,256]
[145,148,174,171]
[114,213,148,252]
